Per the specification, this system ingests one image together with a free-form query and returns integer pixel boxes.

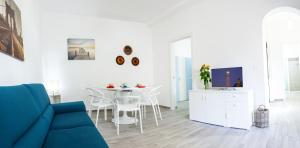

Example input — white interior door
[176,57,187,101]
[267,43,285,101]
[170,37,192,110]
[288,58,300,91]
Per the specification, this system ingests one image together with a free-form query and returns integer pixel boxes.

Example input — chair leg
[117,110,119,135]
[144,105,147,119]
[104,107,107,121]
[156,104,162,120]
[141,106,144,119]
[114,109,117,126]
[96,107,100,127]
[135,110,138,126]
[151,104,158,126]
[139,109,143,134]
[88,108,92,117]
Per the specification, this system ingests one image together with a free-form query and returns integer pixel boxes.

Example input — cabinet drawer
[222,92,248,102]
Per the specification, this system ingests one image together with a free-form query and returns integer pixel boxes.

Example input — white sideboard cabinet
[189,89,254,130]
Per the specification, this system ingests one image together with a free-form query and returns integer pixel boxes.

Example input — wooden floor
[92,95,300,148]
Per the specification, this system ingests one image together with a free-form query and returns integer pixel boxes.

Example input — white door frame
[169,35,193,110]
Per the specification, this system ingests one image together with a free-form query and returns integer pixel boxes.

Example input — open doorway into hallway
[170,37,192,110]
[263,7,300,102]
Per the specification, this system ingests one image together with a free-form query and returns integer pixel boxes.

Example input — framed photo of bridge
[0,0,24,61]
[67,38,95,60]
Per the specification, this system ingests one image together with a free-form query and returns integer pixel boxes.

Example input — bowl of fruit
[106,83,115,88]
[120,83,129,88]
[136,83,145,88]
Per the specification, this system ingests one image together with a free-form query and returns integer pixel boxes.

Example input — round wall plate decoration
[131,57,140,66]
[123,45,133,55]
[116,56,125,65]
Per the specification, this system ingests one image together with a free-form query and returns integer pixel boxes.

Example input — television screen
[211,67,243,87]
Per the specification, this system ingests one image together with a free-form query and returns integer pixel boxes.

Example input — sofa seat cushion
[51,111,94,130]
[43,126,109,148]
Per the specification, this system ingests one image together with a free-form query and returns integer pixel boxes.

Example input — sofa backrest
[24,84,51,113]
[0,84,53,148]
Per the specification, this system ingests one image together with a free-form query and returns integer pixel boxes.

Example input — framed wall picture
[67,38,95,60]
[0,0,24,61]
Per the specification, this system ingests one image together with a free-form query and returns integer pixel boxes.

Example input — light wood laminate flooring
[92,95,300,148]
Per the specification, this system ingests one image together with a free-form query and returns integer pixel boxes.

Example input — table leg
[112,111,138,124]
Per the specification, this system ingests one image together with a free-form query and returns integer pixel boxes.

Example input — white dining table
[100,87,148,124]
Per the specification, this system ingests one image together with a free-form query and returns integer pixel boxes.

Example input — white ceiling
[41,0,196,23]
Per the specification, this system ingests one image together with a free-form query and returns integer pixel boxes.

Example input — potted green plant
[200,64,212,89]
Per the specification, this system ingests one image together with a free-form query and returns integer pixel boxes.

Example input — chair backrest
[87,87,104,96]
[139,85,161,104]
[115,95,141,108]
[150,85,162,93]
[141,85,161,98]
[149,91,160,98]
[86,88,112,105]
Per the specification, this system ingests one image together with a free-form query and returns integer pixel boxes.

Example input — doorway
[263,7,300,102]
[170,37,192,110]
[287,57,300,91]
[283,44,300,96]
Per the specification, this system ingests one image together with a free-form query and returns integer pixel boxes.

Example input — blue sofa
[0,84,109,148]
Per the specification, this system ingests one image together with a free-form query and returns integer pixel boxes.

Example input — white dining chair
[140,85,162,126]
[114,95,143,135]
[86,88,113,127]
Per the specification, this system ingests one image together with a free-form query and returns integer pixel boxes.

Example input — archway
[263,7,300,102]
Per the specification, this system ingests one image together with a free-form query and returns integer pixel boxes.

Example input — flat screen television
[211,67,243,87]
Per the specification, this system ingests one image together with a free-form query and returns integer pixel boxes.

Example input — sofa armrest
[52,101,86,114]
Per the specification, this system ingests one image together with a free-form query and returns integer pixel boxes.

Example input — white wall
[40,12,154,102]
[3,0,300,109]
[173,38,191,58]
[283,44,300,58]
[0,0,42,85]
[151,0,300,108]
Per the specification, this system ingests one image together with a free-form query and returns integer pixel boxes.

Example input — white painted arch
[262,6,300,102]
